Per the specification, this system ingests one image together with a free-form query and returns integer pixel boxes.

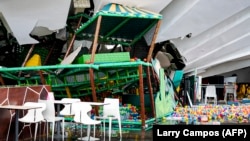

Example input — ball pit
[166,104,250,124]
[98,104,142,121]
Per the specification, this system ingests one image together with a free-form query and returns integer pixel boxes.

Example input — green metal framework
[0,61,151,98]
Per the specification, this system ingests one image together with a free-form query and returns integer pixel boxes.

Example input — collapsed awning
[75,3,162,46]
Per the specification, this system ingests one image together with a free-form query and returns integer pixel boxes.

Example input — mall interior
[0,0,250,141]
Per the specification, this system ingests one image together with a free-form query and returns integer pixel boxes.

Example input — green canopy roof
[75,3,162,46]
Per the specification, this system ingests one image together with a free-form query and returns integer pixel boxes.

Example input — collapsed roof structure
[1,0,249,78]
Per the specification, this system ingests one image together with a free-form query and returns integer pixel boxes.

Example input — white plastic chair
[38,99,65,141]
[224,76,237,102]
[59,98,81,136]
[59,98,81,116]
[18,102,46,141]
[204,85,217,105]
[94,98,122,141]
[224,84,237,102]
[72,102,101,140]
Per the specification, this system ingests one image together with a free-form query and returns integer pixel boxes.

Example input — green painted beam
[98,61,152,68]
[0,64,99,72]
